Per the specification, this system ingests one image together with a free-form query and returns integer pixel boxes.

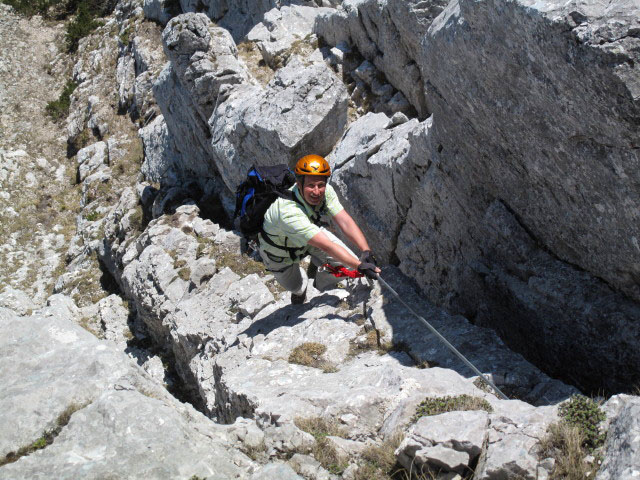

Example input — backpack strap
[259,191,326,261]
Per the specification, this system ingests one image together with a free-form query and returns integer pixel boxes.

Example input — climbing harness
[325,264,509,400]
[375,275,509,400]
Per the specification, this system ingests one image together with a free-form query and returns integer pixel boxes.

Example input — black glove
[359,250,378,266]
[357,262,379,280]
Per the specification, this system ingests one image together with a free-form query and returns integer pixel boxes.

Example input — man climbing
[258,154,380,304]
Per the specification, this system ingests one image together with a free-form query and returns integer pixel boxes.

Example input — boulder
[396,410,489,473]
[139,115,182,185]
[475,402,558,480]
[0,287,35,316]
[247,5,332,68]
[76,141,108,182]
[597,395,640,480]
[210,56,348,190]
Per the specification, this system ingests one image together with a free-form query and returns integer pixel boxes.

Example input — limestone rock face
[162,14,249,123]
[139,115,183,185]
[330,113,428,262]
[417,0,640,303]
[320,0,640,393]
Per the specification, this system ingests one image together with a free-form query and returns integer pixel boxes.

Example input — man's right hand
[357,262,380,280]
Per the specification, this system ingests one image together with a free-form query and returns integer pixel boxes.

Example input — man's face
[298,176,327,206]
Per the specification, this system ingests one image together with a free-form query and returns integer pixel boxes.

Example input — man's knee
[273,264,307,295]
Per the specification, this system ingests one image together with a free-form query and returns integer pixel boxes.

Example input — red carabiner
[322,264,364,279]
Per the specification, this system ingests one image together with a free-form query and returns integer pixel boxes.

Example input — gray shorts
[258,229,356,295]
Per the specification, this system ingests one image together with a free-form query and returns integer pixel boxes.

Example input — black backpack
[233,164,296,238]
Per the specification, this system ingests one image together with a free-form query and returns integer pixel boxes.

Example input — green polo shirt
[259,183,344,262]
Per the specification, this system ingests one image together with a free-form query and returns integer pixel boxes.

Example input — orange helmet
[294,154,331,176]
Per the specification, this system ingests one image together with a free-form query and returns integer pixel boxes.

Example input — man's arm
[332,209,371,253]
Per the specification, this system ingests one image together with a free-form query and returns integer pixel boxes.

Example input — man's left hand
[359,250,378,266]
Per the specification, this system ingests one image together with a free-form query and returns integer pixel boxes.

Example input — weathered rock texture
[0,299,258,479]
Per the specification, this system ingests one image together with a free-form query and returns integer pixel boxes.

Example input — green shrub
[558,395,606,451]
[85,210,100,221]
[65,2,102,52]
[45,80,77,121]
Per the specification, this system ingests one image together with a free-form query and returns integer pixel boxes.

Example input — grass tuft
[178,267,191,282]
[288,342,337,373]
[295,417,349,474]
[413,395,493,421]
[538,395,606,480]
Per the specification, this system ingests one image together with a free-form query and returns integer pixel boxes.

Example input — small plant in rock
[413,395,493,421]
[288,342,336,373]
[295,417,349,474]
[178,267,191,282]
[85,210,100,221]
[0,402,86,466]
[241,441,267,462]
[128,205,144,233]
[295,416,347,439]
